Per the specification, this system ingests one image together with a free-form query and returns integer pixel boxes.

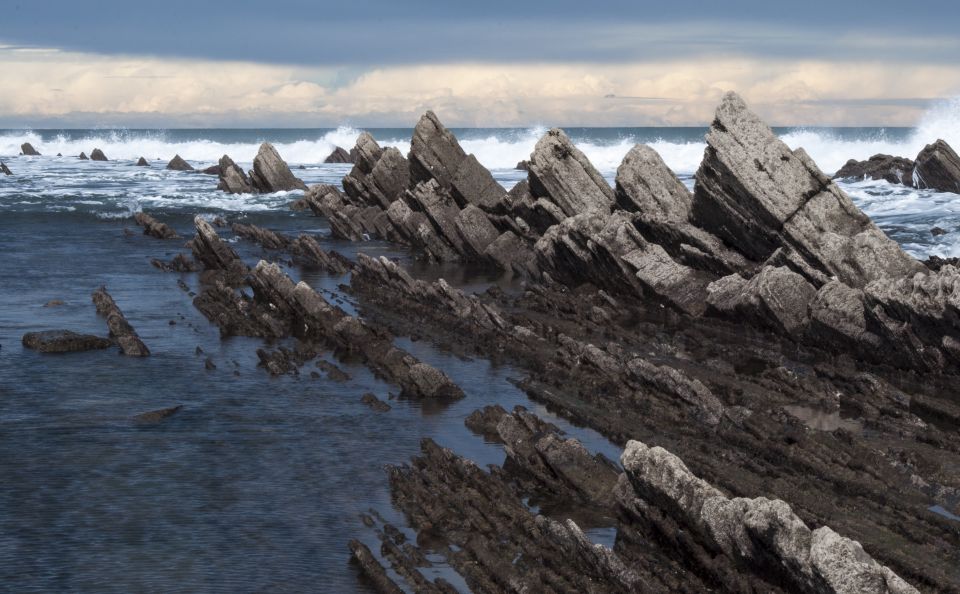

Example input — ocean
[0,117,958,591]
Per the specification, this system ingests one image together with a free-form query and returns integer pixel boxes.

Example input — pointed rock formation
[289,234,352,274]
[342,133,409,209]
[136,157,150,166]
[248,142,306,192]
[528,128,614,217]
[20,142,40,156]
[1,161,11,175]
[615,144,692,220]
[691,91,922,288]
[216,155,255,194]
[706,265,817,336]
[78,152,89,160]
[92,287,150,356]
[133,212,179,239]
[231,223,291,250]
[166,154,193,171]
[90,148,108,161]
[914,139,960,193]
[323,146,355,163]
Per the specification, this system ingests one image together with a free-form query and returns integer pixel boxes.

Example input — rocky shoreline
[15,92,960,592]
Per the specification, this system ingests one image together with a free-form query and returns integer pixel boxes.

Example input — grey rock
[134,212,179,239]
[627,359,724,426]
[706,266,817,336]
[217,154,256,194]
[136,157,150,167]
[248,142,306,192]
[1,161,11,175]
[22,330,112,353]
[408,110,468,188]
[615,144,693,220]
[21,142,40,156]
[323,146,355,164]
[90,148,108,161]
[78,152,88,160]
[528,128,615,217]
[166,154,193,171]
[833,154,915,185]
[914,139,960,193]
[91,287,150,356]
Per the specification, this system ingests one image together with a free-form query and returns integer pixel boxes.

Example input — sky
[1,1,958,127]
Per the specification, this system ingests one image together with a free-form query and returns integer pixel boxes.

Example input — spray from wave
[2,98,958,176]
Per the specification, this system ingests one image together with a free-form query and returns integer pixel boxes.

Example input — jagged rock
[619,439,918,594]
[231,223,290,250]
[360,393,392,412]
[691,91,923,288]
[91,287,150,356]
[90,148,108,161]
[323,146,355,163]
[166,154,193,171]
[133,405,183,423]
[189,216,249,284]
[615,144,692,220]
[200,165,220,175]
[914,139,960,193]
[516,160,530,171]
[627,359,724,426]
[22,330,112,353]
[151,253,199,272]
[133,212,179,239]
[1,161,11,175]
[248,142,306,192]
[833,154,915,185]
[78,152,89,160]
[136,157,149,167]
[21,142,40,156]
[343,145,410,209]
[289,234,352,274]
[528,128,614,217]
[348,540,404,593]
[217,154,256,194]
[706,266,817,336]
[305,184,387,242]
[931,226,947,236]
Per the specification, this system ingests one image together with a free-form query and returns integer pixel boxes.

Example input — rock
[615,144,692,220]
[92,287,150,356]
[200,165,220,175]
[516,160,530,171]
[627,359,724,426]
[1,161,11,175]
[706,266,817,336]
[78,152,89,160]
[21,330,112,353]
[231,223,290,250]
[360,392,392,412]
[43,300,64,307]
[914,139,960,193]
[248,142,306,192]
[217,154,256,194]
[528,128,615,217]
[618,439,919,594]
[136,157,150,167]
[348,540,404,594]
[833,154,915,185]
[289,234,352,274]
[21,143,40,156]
[133,405,183,423]
[931,226,947,236]
[204,357,216,370]
[133,212,179,239]
[323,146,355,163]
[923,255,960,271]
[151,253,199,272]
[57,153,62,157]
[343,145,410,209]
[189,216,248,284]
[691,91,923,288]
[90,148,108,161]
[166,154,194,171]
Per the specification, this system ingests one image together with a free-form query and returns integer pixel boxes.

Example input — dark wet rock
[90,148,108,161]
[922,255,960,271]
[136,157,149,167]
[323,146,356,164]
[289,198,309,211]
[618,439,919,594]
[1,161,11,175]
[92,287,150,356]
[78,152,89,160]
[133,212,179,239]
[691,91,923,288]
[516,160,530,171]
[166,154,193,171]
[528,128,615,217]
[21,142,40,156]
[304,184,387,242]
[231,223,291,250]
[217,154,256,194]
[706,265,817,336]
[317,360,350,382]
[200,165,220,175]
[931,226,947,236]
[249,142,306,192]
[348,540,404,594]
[151,253,199,272]
[204,357,216,370]
[360,393,391,412]
[342,134,409,209]
[22,330,112,353]
[914,139,960,194]
[43,299,64,307]
[289,234,352,274]
[133,405,183,423]
[833,154,915,185]
[188,216,249,285]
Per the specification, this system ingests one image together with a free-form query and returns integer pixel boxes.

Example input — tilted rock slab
[914,139,960,194]
[248,142,306,193]
[92,287,150,356]
[528,128,615,217]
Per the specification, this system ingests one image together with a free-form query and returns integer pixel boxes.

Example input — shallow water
[0,132,954,591]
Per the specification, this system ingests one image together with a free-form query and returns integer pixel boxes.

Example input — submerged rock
[90,148,108,161]
[914,139,960,193]
[166,154,194,171]
[21,142,40,156]
[22,330,112,353]
[248,142,306,192]
[133,212,179,239]
[833,154,915,185]
[133,405,183,423]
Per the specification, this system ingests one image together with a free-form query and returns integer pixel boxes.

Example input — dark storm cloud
[1,0,957,65]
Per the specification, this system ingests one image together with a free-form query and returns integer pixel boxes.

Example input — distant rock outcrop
[248,142,307,192]
[1,161,11,175]
[833,154,915,185]
[136,157,150,167]
[216,155,255,194]
[21,142,40,156]
[90,148,108,161]
[323,146,356,163]
[914,139,960,193]
[166,154,194,171]
[78,152,89,160]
